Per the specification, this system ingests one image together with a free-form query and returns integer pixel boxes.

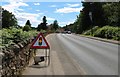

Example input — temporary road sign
[31,33,50,49]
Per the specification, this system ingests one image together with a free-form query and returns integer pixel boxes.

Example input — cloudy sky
[1,0,83,27]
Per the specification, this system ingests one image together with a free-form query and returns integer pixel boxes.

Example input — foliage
[53,20,59,30]
[94,26,120,40]
[2,8,18,28]
[23,25,31,31]
[25,20,31,27]
[84,26,120,41]
[0,27,38,47]
[64,2,119,35]
[37,16,48,31]
[103,3,119,26]
[40,29,47,33]
[83,26,99,35]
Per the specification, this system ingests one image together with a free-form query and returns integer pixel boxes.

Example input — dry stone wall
[1,37,35,77]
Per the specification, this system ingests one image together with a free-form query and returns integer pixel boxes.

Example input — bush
[83,26,99,36]
[1,27,38,47]
[84,26,120,41]
[83,30,91,35]
[94,26,108,38]
[23,25,31,31]
[94,26,120,41]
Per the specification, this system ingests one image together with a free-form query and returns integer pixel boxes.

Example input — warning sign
[31,33,50,49]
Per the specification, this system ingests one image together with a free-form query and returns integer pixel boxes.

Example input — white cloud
[3,1,28,13]
[55,3,83,14]
[50,5,57,7]
[55,7,83,13]
[34,3,40,5]
[2,0,43,27]
[16,12,42,26]
[67,3,80,7]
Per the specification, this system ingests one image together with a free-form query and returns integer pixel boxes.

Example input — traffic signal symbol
[31,33,50,49]
[39,37,42,46]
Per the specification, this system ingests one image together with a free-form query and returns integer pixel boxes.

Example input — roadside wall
[1,37,35,76]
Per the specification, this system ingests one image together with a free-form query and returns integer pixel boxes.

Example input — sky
[1,0,84,27]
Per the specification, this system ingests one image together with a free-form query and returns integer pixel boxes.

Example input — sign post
[31,33,50,66]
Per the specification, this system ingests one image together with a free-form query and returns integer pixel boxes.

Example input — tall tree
[103,3,119,26]
[42,16,47,30]
[118,3,120,26]
[25,20,31,27]
[43,16,47,24]
[91,2,106,27]
[2,8,18,28]
[37,16,48,31]
[80,2,91,31]
[53,20,59,30]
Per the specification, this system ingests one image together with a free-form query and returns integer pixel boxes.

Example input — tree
[23,25,31,31]
[76,12,84,34]
[42,16,47,30]
[37,23,42,31]
[53,20,59,30]
[25,20,31,27]
[80,2,91,31]
[37,16,48,30]
[90,2,106,27]
[103,3,119,26]
[2,8,18,28]
[118,3,120,26]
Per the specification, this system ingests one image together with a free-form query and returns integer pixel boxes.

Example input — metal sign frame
[30,33,50,66]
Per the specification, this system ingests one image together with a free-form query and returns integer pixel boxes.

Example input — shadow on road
[28,63,48,69]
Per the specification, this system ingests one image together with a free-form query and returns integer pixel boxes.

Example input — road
[47,33,118,75]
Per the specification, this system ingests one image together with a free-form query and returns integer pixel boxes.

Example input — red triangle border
[31,33,50,49]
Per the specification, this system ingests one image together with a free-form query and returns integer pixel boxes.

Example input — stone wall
[1,37,35,76]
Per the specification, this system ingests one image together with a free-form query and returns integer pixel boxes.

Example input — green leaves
[23,25,31,31]
[65,2,119,34]
[84,26,120,41]
[0,28,38,47]
[53,20,59,31]
[2,9,18,28]
[37,16,48,31]
[103,3,119,26]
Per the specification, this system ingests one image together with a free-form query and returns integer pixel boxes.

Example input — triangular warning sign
[31,33,50,49]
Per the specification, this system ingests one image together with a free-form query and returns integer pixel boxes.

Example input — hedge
[84,26,120,41]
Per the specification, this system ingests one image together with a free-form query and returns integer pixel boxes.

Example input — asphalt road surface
[47,33,118,75]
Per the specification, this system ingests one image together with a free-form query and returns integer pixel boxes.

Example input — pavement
[22,49,65,75]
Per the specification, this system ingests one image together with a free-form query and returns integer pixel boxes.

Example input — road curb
[79,35,120,45]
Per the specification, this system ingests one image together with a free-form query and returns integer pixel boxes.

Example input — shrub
[84,26,120,41]
[94,26,108,38]
[23,25,31,31]
[83,30,91,35]
[83,26,99,36]
[1,27,38,47]
[94,26,120,40]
